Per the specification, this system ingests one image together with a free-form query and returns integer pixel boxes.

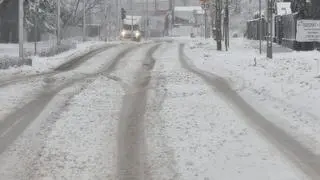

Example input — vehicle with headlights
[120,16,143,42]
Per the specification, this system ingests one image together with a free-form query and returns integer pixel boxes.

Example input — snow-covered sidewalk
[0,40,114,80]
[184,38,320,155]
[144,42,307,180]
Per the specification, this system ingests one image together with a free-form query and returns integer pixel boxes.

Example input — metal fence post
[19,0,24,58]
[267,0,273,59]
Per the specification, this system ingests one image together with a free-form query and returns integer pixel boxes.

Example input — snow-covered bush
[0,57,32,69]
[39,43,77,57]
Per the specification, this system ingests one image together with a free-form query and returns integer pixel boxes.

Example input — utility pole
[83,0,86,41]
[104,0,108,41]
[57,0,61,45]
[224,0,229,50]
[204,10,208,39]
[210,0,215,40]
[131,0,133,38]
[172,0,175,27]
[116,0,119,37]
[34,0,39,55]
[169,0,173,35]
[146,0,149,39]
[259,0,262,54]
[267,0,273,58]
[19,0,24,58]
[215,0,222,50]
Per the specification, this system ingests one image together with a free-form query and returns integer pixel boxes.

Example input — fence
[246,18,267,40]
[278,13,314,50]
[247,13,315,51]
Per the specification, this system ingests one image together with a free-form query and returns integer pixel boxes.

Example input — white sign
[296,20,320,42]
[276,2,292,15]
[201,3,209,10]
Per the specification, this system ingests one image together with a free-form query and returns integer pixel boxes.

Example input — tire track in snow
[0,45,138,154]
[0,44,116,88]
[179,44,320,180]
[117,44,160,180]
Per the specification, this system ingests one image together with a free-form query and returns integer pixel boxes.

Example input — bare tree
[60,0,104,29]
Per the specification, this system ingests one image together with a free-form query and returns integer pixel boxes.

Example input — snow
[174,6,204,14]
[276,2,292,15]
[123,16,142,25]
[0,45,128,126]
[0,43,153,179]
[109,43,155,91]
[30,76,123,179]
[0,77,45,121]
[0,40,112,80]
[0,76,124,179]
[0,41,150,125]
[184,38,320,155]
[144,42,308,180]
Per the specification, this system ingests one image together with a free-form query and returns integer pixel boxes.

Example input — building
[0,0,20,43]
[284,0,320,19]
[172,6,205,37]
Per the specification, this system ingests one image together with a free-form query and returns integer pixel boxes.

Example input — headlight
[121,31,126,36]
[135,31,141,38]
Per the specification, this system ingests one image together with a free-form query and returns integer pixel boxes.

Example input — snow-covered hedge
[39,43,77,57]
[0,57,32,69]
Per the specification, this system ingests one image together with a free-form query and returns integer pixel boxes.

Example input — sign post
[201,0,209,39]
[259,0,262,54]
[296,20,320,42]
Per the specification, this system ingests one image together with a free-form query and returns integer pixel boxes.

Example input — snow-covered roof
[174,6,204,14]
[276,2,292,15]
[123,16,142,25]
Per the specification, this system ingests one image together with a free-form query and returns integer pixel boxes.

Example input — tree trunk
[224,0,229,51]
[216,0,222,51]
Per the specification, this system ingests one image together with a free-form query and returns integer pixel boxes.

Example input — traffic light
[121,8,126,20]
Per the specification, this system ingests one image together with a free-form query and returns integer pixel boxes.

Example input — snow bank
[0,41,109,79]
[0,57,32,69]
[144,42,307,179]
[185,38,320,155]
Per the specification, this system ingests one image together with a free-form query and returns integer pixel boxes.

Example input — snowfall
[0,37,318,180]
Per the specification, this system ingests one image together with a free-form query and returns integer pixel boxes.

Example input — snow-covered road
[0,39,314,180]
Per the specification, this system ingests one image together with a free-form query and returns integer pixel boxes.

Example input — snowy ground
[0,40,313,179]
[0,43,154,179]
[144,42,307,179]
[185,38,320,155]
[0,76,124,179]
[0,45,128,134]
[0,40,118,80]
